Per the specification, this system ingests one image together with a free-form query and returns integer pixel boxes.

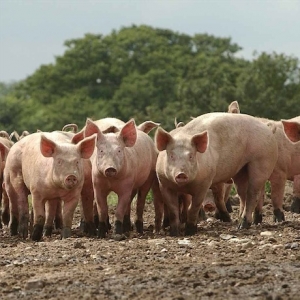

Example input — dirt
[1,182,300,300]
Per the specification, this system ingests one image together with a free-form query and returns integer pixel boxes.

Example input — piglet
[4,131,96,241]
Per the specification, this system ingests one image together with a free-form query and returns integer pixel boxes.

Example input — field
[0,182,300,300]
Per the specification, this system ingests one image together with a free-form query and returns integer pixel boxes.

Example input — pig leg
[224,183,233,213]
[80,191,97,236]
[54,199,63,230]
[159,185,180,236]
[61,198,79,239]
[6,176,29,238]
[1,183,10,226]
[31,195,46,241]
[115,191,132,236]
[291,175,300,213]
[135,174,155,234]
[185,185,211,235]
[269,175,286,222]
[233,166,248,220]
[253,189,265,224]
[44,199,60,236]
[151,177,164,233]
[238,165,268,229]
[122,189,136,234]
[94,186,110,238]
[211,183,231,222]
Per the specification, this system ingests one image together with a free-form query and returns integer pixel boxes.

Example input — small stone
[291,242,299,250]
[25,278,45,290]
[73,241,85,249]
[220,234,235,240]
[260,231,274,237]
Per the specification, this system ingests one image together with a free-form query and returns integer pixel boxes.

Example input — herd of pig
[0,101,299,241]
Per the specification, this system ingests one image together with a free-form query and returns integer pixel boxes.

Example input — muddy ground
[0,182,300,300]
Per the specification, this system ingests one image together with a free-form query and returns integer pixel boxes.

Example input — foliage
[1,25,299,134]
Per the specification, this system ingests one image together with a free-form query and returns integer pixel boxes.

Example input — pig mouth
[104,167,117,178]
[64,175,78,189]
[175,173,189,184]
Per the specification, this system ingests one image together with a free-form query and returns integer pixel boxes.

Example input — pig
[155,112,278,236]
[281,118,300,214]
[4,131,96,241]
[42,130,97,237]
[84,118,161,239]
[0,136,13,228]
[228,101,300,222]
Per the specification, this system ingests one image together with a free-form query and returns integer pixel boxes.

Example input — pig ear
[40,134,57,157]
[0,142,9,162]
[119,119,137,147]
[281,120,300,143]
[85,118,100,138]
[155,127,173,151]
[78,134,96,159]
[71,129,85,144]
[191,131,208,153]
[228,101,240,114]
[137,121,160,134]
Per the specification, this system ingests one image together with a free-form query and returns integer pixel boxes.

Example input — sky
[0,0,300,82]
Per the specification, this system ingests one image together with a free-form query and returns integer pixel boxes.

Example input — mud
[0,182,300,300]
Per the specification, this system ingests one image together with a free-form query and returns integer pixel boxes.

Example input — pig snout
[64,175,78,189]
[105,167,117,177]
[175,172,188,183]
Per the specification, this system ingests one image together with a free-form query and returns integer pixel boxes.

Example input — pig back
[182,112,278,182]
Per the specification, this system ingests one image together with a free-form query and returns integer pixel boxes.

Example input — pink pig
[0,136,13,228]
[281,118,300,214]
[4,131,96,241]
[228,101,300,223]
[84,118,161,239]
[155,112,278,236]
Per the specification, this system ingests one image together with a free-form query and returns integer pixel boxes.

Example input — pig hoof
[43,225,53,237]
[273,209,285,222]
[79,219,87,233]
[98,222,108,238]
[115,220,123,235]
[93,215,99,228]
[290,197,300,213]
[54,218,63,230]
[85,221,97,236]
[32,224,44,241]
[10,216,19,236]
[169,226,179,236]
[226,199,233,213]
[238,217,251,229]
[19,226,29,239]
[0,219,2,229]
[253,210,263,225]
[185,223,197,236]
[61,227,72,239]
[123,215,133,233]
[163,217,170,229]
[215,211,231,222]
[2,211,10,225]
[135,220,143,234]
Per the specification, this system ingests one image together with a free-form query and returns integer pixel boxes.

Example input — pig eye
[188,154,194,160]
[57,159,62,166]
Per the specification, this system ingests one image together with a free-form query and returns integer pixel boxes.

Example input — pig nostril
[105,168,117,177]
[65,175,78,187]
[175,173,188,183]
